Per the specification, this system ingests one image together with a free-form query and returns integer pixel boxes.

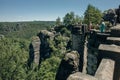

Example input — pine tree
[84,4,102,25]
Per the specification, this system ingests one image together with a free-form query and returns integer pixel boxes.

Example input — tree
[63,12,75,26]
[0,38,29,80]
[56,17,61,26]
[63,12,83,26]
[74,15,82,24]
[84,4,102,25]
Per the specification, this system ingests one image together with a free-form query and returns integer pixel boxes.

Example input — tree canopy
[84,4,102,25]
[56,17,61,26]
[63,12,82,26]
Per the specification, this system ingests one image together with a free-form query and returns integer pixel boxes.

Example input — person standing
[100,21,106,32]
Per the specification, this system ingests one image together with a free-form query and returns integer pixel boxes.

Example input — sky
[0,0,120,22]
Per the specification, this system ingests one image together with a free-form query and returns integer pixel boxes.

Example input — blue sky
[0,0,120,22]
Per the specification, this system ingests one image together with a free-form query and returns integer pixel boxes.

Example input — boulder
[55,51,80,80]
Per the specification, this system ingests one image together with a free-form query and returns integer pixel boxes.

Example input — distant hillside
[0,21,55,39]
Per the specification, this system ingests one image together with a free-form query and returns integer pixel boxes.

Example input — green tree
[56,17,61,26]
[74,15,82,24]
[0,38,29,80]
[63,12,75,26]
[84,4,102,25]
[38,56,61,80]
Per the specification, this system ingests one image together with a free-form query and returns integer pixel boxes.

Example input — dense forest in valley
[0,4,114,80]
[0,21,55,39]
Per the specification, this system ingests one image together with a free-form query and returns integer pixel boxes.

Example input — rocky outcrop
[87,31,111,75]
[55,51,80,80]
[71,25,86,72]
[37,30,54,59]
[68,24,120,80]
[28,30,54,68]
[27,21,120,79]
[28,36,41,68]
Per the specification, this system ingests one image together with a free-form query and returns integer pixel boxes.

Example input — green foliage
[63,12,75,26]
[84,4,102,25]
[63,12,83,26]
[48,34,70,57]
[38,56,61,80]
[0,38,29,80]
[0,21,55,40]
[55,17,61,26]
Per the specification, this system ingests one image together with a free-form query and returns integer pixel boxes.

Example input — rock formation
[27,8,120,79]
[28,30,54,68]
[71,25,86,72]
[55,51,80,80]
[67,24,120,80]
[28,36,41,68]
[37,30,54,59]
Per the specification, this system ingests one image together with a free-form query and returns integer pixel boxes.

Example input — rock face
[103,6,120,25]
[27,20,120,79]
[32,37,41,65]
[87,31,99,75]
[37,30,54,59]
[55,51,80,80]
[87,31,110,75]
[71,25,86,72]
[28,36,41,68]
[28,30,54,68]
